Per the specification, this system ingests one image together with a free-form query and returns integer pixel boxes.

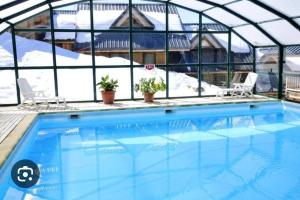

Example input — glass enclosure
[0,0,297,104]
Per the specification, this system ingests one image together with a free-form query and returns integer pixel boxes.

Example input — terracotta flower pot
[101,91,115,104]
[143,93,154,102]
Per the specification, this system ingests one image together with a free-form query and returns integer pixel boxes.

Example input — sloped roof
[259,46,300,55]
[76,32,190,51]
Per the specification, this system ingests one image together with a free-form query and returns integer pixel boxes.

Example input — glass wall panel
[202,33,228,64]
[132,0,165,31]
[134,67,166,99]
[53,2,91,30]
[15,31,53,67]
[0,31,14,67]
[231,64,253,87]
[169,33,196,64]
[57,69,94,101]
[14,10,50,29]
[96,68,131,100]
[54,32,92,66]
[133,33,166,65]
[93,1,128,30]
[231,33,253,63]
[202,17,228,32]
[201,65,227,96]
[169,6,199,31]
[256,47,279,98]
[94,32,130,66]
[0,70,17,104]
[283,46,300,98]
[168,66,199,97]
[18,69,55,100]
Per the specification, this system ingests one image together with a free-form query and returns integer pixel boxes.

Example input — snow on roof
[52,3,183,41]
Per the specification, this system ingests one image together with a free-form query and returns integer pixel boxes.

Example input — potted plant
[135,77,166,102]
[96,75,118,104]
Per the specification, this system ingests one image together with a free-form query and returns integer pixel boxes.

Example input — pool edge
[0,114,38,167]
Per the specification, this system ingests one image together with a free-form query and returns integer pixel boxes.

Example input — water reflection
[2,111,300,200]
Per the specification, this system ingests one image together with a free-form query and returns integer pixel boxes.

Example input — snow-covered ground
[0,32,221,103]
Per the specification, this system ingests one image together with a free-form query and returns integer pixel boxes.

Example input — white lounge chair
[216,72,258,98]
[17,78,66,108]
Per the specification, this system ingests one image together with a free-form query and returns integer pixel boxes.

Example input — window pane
[256,47,279,97]
[169,33,196,64]
[15,31,53,67]
[231,33,253,63]
[132,0,165,31]
[94,32,130,66]
[18,69,55,100]
[202,17,228,32]
[57,69,94,101]
[201,65,227,96]
[202,33,228,64]
[231,65,253,87]
[54,32,92,66]
[169,5,199,31]
[260,20,300,45]
[134,67,166,99]
[0,70,17,104]
[169,66,199,97]
[283,45,300,97]
[226,1,278,23]
[96,68,131,100]
[93,1,128,30]
[133,33,166,65]
[0,31,14,67]
[53,2,91,30]
[233,25,275,46]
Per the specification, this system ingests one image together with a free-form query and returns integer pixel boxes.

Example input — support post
[278,45,284,99]
[49,6,59,96]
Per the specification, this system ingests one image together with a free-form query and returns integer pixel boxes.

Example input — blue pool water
[1,102,300,199]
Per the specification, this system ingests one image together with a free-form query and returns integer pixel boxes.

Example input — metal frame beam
[196,0,281,46]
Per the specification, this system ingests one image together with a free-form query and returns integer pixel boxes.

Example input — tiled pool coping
[0,96,278,167]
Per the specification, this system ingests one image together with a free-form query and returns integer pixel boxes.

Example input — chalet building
[45,3,252,66]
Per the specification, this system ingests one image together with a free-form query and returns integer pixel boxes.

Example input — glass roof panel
[0,0,16,7]
[260,20,300,45]
[233,25,275,46]
[170,0,212,11]
[204,7,246,27]
[0,22,10,33]
[258,0,300,18]
[206,0,236,5]
[226,0,279,23]
[0,0,45,19]
[8,5,49,24]
[51,0,86,8]
[295,18,300,25]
